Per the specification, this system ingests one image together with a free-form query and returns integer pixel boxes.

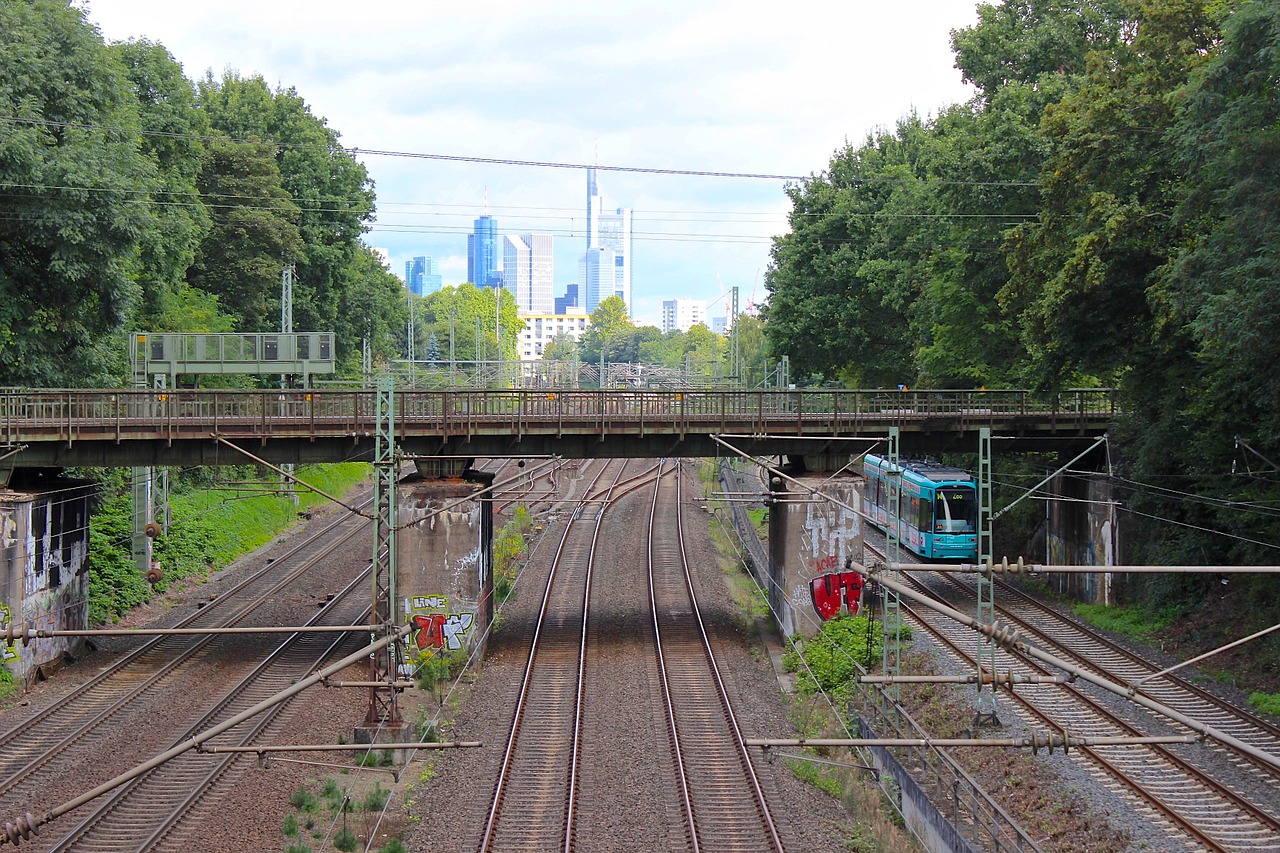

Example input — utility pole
[280,264,296,504]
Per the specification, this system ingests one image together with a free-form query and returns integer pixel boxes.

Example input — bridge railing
[0,387,1118,444]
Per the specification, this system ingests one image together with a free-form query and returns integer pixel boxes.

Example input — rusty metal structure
[0,387,1116,481]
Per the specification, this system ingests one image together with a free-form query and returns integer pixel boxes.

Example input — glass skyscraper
[583,168,632,312]
[404,256,443,296]
[467,215,500,289]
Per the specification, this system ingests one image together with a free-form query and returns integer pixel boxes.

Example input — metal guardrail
[0,387,1118,446]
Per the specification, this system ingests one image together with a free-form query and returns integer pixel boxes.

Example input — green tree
[186,138,303,327]
[196,73,376,354]
[0,0,154,385]
[336,246,406,374]
[1124,0,1280,569]
[577,296,634,364]
[109,39,213,329]
[1000,0,1218,387]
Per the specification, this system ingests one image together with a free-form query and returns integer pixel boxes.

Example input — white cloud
[85,0,978,327]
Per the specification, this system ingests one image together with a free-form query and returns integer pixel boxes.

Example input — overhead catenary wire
[0,114,1044,189]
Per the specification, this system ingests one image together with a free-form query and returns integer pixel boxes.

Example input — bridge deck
[1,388,1116,468]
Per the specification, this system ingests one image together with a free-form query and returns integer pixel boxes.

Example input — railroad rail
[479,459,632,851]
[47,569,372,851]
[0,387,1116,468]
[648,461,784,852]
[0,507,368,804]
[0,501,374,848]
[903,569,1280,851]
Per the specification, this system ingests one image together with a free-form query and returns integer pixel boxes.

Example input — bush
[333,828,358,852]
[782,615,896,699]
[1249,692,1280,717]
[363,782,390,812]
[288,788,321,814]
[87,463,369,623]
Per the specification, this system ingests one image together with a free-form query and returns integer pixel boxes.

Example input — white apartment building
[661,298,707,333]
[519,309,590,361]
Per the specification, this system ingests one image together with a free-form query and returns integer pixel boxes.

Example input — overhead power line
[0,113,1044,189]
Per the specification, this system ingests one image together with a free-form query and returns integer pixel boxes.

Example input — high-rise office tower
[405,256,426,296]
[405,256,443,296]
[505,234,555,315]
[583,168,632,312]
[467,215,500,289]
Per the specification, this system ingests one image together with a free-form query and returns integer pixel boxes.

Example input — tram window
[934,489,977,533]
[918,495,932,531]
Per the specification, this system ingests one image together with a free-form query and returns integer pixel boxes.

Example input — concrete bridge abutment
[393,467,495,687]
[766,463,864,639]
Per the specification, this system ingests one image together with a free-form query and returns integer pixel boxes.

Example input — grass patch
[785,752,843,797]
[87,463,369,623]
[1073,602,1179,642]
[1249,692,1280,717]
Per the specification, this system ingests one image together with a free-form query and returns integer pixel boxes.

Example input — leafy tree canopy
[0,0,153,385]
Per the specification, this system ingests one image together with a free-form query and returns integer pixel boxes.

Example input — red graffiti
[413,613,447,649]
[812,554,840,573]
[809,571,864,621]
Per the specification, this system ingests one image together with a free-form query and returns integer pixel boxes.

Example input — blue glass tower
[467,215,500,288]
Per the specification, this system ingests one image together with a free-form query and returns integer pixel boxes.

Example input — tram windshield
[934,488,977,533]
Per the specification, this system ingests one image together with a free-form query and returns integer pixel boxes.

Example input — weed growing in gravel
[281,813,299,838]
[378,841,408,853]
[288,788,321,813]
[363,782,390,812]
[1250,691,1280,717]
[282,844,312,853]
[357,749,395,768]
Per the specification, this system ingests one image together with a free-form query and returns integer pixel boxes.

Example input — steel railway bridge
[0,386,1116,475]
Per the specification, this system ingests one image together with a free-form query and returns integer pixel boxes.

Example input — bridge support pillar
[766,465,863,640]
[391,467,494,695]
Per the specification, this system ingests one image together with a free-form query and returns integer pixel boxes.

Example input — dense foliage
[765,0,1280,585]
[782,615,895,701]
[0,0,406,383]
[87,463,369,623]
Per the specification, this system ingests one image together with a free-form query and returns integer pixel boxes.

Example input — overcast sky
[85,0,980,326]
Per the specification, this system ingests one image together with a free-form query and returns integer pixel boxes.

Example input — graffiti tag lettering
[809,570,864,621]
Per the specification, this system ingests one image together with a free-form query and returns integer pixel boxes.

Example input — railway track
[895,565,1280,851]
[647,460,784,852]
[479,458,786,852]
[990,577,1280,784]
[478,459,630,851]
[44,568,373,852]
[0,497,375,850]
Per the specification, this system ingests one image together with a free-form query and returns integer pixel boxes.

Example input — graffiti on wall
[405,595,476,652]
[809,569,864,621]
[0,603,15,664]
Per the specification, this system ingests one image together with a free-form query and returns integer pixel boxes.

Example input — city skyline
[86,2,980,327]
